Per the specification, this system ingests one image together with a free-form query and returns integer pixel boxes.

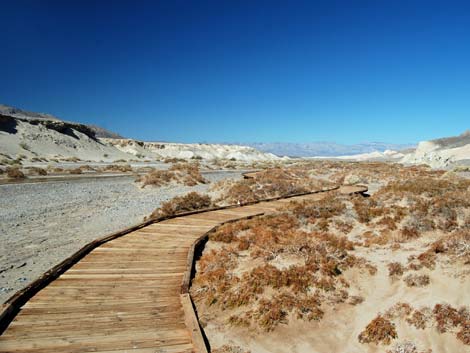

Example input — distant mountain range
[241,142,416,157]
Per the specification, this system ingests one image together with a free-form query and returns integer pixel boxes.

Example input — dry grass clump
[6,167,26,179]
[138,162,206,188]
[358,315,398,345]
[148,192,212,218]
[403,274,430,287]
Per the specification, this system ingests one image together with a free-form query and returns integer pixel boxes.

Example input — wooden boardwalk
[0,185,366,353]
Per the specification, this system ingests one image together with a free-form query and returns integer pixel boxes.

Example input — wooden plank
[180,294,208,353]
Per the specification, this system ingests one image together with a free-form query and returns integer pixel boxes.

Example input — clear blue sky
[1,1,469,144]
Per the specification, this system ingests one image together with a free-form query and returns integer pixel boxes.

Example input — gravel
[0,170,243,303]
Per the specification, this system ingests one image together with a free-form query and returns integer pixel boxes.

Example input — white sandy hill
[333,149,404,161]
[0,109,280,163]
[103,138,280,162]
[401,131,470,168]
[0,114,131,162]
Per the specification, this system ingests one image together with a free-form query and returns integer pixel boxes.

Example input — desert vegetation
[137,162,207,188]
[147,191,213,218]
[188,161,470,352]
[210,166,334,205]
[6,167,25,179]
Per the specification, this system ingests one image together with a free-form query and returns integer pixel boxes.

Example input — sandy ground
[0,170,243,303]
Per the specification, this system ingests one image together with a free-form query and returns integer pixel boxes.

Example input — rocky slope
[401,130,470,168]
[0,104,279,162]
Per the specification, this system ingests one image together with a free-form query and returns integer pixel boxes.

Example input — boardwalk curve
[0,185,367,353]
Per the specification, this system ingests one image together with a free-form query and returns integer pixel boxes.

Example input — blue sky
[1,1,469,144]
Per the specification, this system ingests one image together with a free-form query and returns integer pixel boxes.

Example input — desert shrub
[103,164,132,172]
[416,230,470,267]
[388,262,404,277]
[51,167,64,173]
[164,157,186,163]
[213,166,333,204]
[358,315,398,345]
[403,274,430,287]
[68,168,82,174]
[139,163,206,188]
[192,211,374,332]
[169,162,207,185]
[385,302,413,320]
[433,303,462,333]
[212,345,251,353]
[138,169,176,186]
[6,167,25,179]
[26,167,47,176]
[286,194,346,222]
[386,341,426,353]
[406,308,431,329]
[457,321,470,345]
[149,192,212,218]
[62,156,81,162]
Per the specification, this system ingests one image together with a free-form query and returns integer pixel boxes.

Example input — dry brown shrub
[164,157,186,164]
[104,164,132,172]
[138,169,175,186]
[26,167,47,176]
[457,321,470,345]
[358,315,398,345]
[215,166,332,204]
[385,302,413,320]
[140,163,206,188]
[416,230,470,267]
[386,341,429,353]
[348,295,365,305]
[68,167,82,174]
[149,192,212,218]
[403,274,430,287]
[433,303,462,333]
[286,194,346,222]
[191,209,371,331]
[6,167,25,179]
[212,345,251,353]
[362,231,390,247]
[406,308,431,329]
[387,262,404,277]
